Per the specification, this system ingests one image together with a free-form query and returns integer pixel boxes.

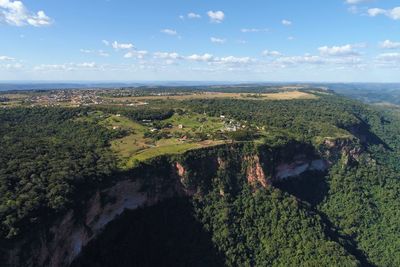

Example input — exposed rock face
[9,180,148,267]
[323,138,363,164]
[175,162,186,178]
[275,159,328,180]
[245,155,269,187]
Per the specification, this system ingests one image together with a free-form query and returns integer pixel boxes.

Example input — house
[225,125,238,132]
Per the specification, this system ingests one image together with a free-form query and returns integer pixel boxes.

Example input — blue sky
[1,0,400,82]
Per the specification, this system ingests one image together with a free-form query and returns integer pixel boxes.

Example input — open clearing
[98,113,227,169]
[105,90,317,102]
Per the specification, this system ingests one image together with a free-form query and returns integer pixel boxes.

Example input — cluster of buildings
[26,90,105,106]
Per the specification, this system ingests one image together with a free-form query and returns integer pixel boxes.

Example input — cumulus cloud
[0,62,22,70]
[78,62,97,68]
[186,53,254,66]
[187,12,201,19]
[34,62,99,72]
[277,55,325,65]
[124,50,148,59]
[153,52,181,59]
[282,19,292,26]
[262,50,282,57]
[241,28,268,33]
[207,10,225,23]
[110,41,134,50]
[345,0,370,4]
[0,0,52,27]
[187,53,214,62]
[0,55,14,61]
[375,52,400,68]
[210,37,226,44]
[367,7,400,20]
[318,44,362,57]
[273,54,364,69]
[161,29,178,35]
[215,56,253,64]
[380,40,400,49]
[377,52,400,62]
[80,49,109,57]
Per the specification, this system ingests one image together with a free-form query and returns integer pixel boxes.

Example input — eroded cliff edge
[3,139,363,267]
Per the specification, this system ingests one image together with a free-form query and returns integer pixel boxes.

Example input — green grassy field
[97,113,227,168]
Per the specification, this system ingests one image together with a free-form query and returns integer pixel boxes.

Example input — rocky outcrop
[245,155,269,187]
[323,138,363,164]
[274,159,328,180]
[8,180,149,267]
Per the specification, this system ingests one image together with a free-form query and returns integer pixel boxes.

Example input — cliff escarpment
[3,139,363,267]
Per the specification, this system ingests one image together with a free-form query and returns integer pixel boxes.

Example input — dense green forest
[0,108,118,238]
[1,90,400,266]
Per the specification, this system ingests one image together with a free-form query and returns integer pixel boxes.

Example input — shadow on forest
[272,170,329,207]
[317,211,376,267]
[273,171,376,267]
[71,198,224,267]
[349,116,392,151]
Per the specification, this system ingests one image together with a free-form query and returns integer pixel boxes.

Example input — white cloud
[273,53,364,68]
[98,50,109,57]
[282,19,292,26]
[187,53,214,62]
[345,0,370,4]
[0,62,22,70]
[207,10,225,23]
[186,53,254,66]
[377,52,400,62]
[187,12,201,19]
[367,7,400,20]
[288,36,295,41]
[0,0,52,27]
[262,50,282,57]
[380,40,400,49]
[34,62,99,72]
[124,50,148,59]
[77,62,97,68]
[111,41,134,50]
[80,49,109,57]
[153,52,181,59]
[375,52,400,68]
[215,56,253,64]
[80,49,92,54]
[161,29,178,35]
[277,55,325,65]
[368,8,388,17]
[102,40,110,46]
[318,44,361,57]
[0,55,14,61]
[241,28,268,33]
[210,37,226,44]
